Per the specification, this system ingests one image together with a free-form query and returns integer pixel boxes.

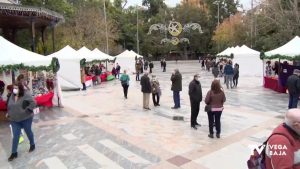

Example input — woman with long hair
[6,83,36,161]
[205,80,226,139]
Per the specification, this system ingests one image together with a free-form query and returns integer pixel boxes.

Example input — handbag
[204,104,211,112]
[204,91,212,112]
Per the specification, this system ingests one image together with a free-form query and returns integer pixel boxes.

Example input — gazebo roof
[0,2,64,29]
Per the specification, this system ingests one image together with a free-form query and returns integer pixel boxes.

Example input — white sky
[125,0,253,10]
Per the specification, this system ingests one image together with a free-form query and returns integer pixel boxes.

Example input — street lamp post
[136,5,140,54]
[104,0,109,54]
[213,0,221,53]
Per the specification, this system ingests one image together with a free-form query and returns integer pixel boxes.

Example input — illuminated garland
[0,57,60,73]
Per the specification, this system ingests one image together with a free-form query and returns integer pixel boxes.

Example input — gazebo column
[31,19,36,52]
[41,27,47,55]
[51,22,56,52]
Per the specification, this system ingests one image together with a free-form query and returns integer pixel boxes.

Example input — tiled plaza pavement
[0,61,289,169]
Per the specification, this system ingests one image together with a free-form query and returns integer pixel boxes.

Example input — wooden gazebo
[0,1,64,53]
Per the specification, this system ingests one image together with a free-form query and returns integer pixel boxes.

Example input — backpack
[247,133,290,169]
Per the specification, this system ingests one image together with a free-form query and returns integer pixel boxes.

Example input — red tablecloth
[85,76,93,81]
[264,77,286,93]
[0,92,54,111]
[0,100,6,111]
[35,92,54,108]
[101,74,107,82]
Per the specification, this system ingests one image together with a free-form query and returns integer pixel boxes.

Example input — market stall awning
[0,36,51,67]
[48,45,80,60]
[265,36,300,57]
[92,48,114,61]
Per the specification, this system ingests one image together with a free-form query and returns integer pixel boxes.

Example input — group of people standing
[135,59,154,81]
[202,58,239,89]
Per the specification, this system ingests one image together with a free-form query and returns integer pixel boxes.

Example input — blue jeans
[173,91,180,108]
[288,94,299,109]
[10,117,35,153]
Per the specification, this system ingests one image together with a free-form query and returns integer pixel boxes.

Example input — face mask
[195,77,199,81]
[13,89,19,95]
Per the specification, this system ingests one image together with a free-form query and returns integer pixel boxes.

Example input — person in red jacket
[265,108,300,169]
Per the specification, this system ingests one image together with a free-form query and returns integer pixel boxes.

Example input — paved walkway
[0,61,288,169]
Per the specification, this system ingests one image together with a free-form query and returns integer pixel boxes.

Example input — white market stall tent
[233,45,263,76]
[0,36,63,106]
[265,36,300,57]
[217,47,235,56]
[0,36,52,67]
[115,50,143,73]
[47,45,82,90]
[92,48,115,61]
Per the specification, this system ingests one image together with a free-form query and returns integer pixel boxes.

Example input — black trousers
[152,93,160,105]
[207,111,222,134]
[82,83,86,90]
[190,100,200,126]
[150,68,152,73]
[122,84,129,98]
[233,76,239,86]
[136,73,140,81]
[163,66,166,72]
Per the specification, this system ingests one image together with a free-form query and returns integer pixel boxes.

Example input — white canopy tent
[115,50,143,73]
[233,45,263,76]
[265,36,300,57]
[92,48,113,61]
[217,47,234,56]
[0,36,52,67]
[0,36,63,106]
[47,45,82,90]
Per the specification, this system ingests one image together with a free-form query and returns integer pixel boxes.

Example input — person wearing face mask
[6,83,36,161]
[264,109,300,169]
[188,74,203,130]
[151,75,161,106]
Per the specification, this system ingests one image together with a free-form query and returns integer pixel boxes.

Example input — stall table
[264,76,286,93]
[0,92,54,111]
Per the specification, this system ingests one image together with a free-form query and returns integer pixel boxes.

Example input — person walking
[135,61,141,81]
[149,61,154,74]
[116,63,121,79]
[171,69,182,109]
[233,63,239,87]
[151,75,161,106]
[140,72,151,110]
[144,60,149,71]
[224,60,234,89]
[205,80,226,138]
[80,68,86,91]
[201,59,205,70]
[212,63,220,78]
[162,60,167,72]
[264,109,300,168]
[120,70,130,99]
[287,69,300,109]
[189,74,202,130]
[160,59,163,69]
[6,83,36,161]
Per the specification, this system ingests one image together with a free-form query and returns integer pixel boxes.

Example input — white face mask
[195,77,199,81]
[13,88,19,95]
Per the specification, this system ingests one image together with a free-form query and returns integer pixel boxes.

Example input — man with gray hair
[140,71,151,110]
[265,109,300,168]
[287,69,300,109]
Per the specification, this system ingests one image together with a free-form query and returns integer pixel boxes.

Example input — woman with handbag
[6,83,36,161]
[205,79,226,139]
[120,70,130,99]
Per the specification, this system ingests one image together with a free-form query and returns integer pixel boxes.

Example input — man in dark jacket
[140,72,152,110]
[116,63,121,79]
[189,74,202,130]
[287,69,300,109]
[149,61,154,74]
[162,60,167,72]
[171,69,182,109]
